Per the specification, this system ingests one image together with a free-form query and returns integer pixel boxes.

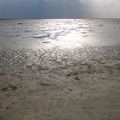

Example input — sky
[0,0,120,19]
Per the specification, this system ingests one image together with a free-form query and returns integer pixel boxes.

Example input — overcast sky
[0,0,120,19]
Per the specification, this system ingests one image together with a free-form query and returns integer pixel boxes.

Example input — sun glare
[56,31,82,48]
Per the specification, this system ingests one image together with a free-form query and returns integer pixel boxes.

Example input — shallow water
[0,19,120,71]
[0,19,120,50]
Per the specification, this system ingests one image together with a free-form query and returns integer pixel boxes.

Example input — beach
[0,19,120,120]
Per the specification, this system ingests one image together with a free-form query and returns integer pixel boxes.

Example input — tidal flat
[0,19,120,120]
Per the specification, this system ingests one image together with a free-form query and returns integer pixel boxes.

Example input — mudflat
[0,19,120,120]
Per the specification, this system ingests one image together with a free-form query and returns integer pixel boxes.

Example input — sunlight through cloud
[79,0,120,17]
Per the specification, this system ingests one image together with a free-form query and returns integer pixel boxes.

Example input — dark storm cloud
[0,0,90,19]
[0,0,46,19]
[0,0,120,19]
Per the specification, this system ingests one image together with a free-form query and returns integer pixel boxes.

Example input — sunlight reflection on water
[0,19,120,50]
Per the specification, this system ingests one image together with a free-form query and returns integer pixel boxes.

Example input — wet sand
[0,19,120,120]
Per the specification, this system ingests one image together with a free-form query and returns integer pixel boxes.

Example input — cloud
[0,0,85,18]
[79,0,120,17]
[0,0,120,18]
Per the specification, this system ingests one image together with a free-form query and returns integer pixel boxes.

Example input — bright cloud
[79,0,120,17]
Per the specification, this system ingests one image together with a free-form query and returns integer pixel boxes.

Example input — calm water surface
[0,19,120,70]
[0,19,120,50]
